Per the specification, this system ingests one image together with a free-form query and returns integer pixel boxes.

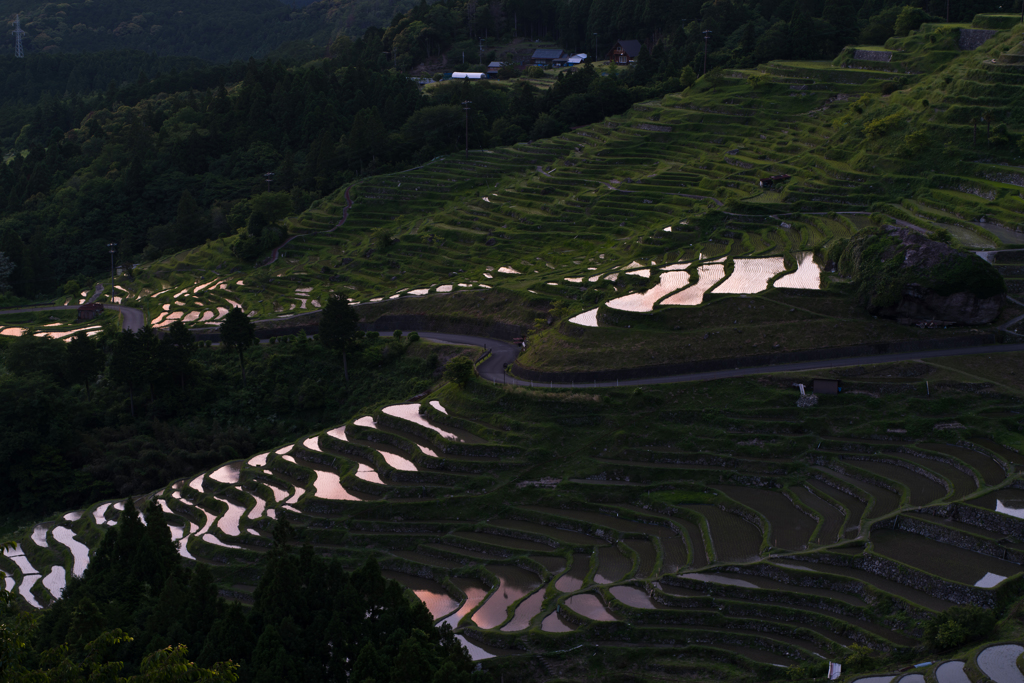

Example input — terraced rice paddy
[774,252,822,290]
[6,361,1024,676]
[714,257,787,295]
[661,262,727,307]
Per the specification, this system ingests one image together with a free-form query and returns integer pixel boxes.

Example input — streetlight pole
[107,242,117,302]
[462,100,471,158]
[703,30,712,75]
[263,171,274,192]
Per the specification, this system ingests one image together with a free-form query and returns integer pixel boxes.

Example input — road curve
[0,304,146,332]
[413,331,1024,388]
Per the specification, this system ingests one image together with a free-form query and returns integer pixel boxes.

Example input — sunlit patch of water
[774,251,821,290]
[356,465,385,485]
[568,308,599,327]
[472,566,541,629]
[189,475,205,493]
[52,527,90,577]
[42,566,66,599]
[202,534,242,550]
[715,257,786,294]
[286,487,305,504]
[19,575,42,608]
[210,463,241,484]
[248,452,268,467]
[660,262,726,306]
[540,611,575,632]
[497,267,521,274]
[31,525,49,548]
[565,593,616,621]
[214,498,246,536]
[382,404,462,441]
[607,270,690,313]
[314,471,364,500]
[500,589,545,632]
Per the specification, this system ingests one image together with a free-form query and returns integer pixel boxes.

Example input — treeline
[380,0,1014,72]
[0,319,452,519]
[2,509,483,682]
[4,0,436,63]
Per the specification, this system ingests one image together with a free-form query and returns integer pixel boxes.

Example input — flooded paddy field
[6,375,1024,679]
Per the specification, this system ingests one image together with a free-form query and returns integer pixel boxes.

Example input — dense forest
[0,510,484,682]
[0,0,1014,296]
[0,315,463,520]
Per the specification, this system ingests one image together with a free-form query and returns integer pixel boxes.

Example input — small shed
[567,53,587,65]
[758,173,791,188]
[487,61,503,77]
[607,40,642,65]
[812,378,841,395]
[77,303,104,320]
[531,48,567,67]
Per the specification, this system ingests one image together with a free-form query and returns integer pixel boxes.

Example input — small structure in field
[77,303,104,320]
[813,378,841,395]
[487,61,503,77]
[607,40,642,65]
[758,174,791,188]
[450,71,485,80]
[531,48,567,67]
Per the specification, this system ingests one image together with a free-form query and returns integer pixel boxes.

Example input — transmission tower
[12,14,24,59]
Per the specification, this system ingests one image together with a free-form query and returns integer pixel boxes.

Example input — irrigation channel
[5,382,1024,670]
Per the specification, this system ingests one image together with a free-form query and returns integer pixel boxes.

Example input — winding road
[413,331,1024,388]
[3,306,1023,389]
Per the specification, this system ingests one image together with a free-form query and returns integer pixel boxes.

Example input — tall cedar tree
[318,294,360,381]
[66,331,104,399]
[162,320,198,391]
[109,327,159,417]
[219,307,258,388]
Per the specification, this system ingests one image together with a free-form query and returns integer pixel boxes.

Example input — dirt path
[261,186,352,267]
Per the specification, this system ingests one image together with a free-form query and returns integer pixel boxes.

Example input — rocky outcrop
[879,283,1003,325]
[834,227,1005,325]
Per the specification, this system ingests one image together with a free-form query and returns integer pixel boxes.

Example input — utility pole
[12,14,24,59]
[593,33,598,63]
[703,30,712,75]
[462,100,471,158]
[107,243,117,301]
[478,38,483,65]
[263,171,274,192]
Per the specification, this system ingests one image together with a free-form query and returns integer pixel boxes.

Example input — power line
[12,14,24,59]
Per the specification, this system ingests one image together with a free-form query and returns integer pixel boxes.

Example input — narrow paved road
[0,304,145,332]
[414,331,1024,388]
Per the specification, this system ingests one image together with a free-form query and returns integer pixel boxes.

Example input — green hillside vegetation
[78,19,1024,376]
[5,354,1024,681]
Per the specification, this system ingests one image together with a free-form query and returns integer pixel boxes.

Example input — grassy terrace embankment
[16,17,1008,382]
[5,353,1024,681]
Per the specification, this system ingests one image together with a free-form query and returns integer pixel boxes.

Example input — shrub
[408,332,420,342]
[924,605,996,651]
[443,356,475,387]
[526,66,544,78]
[881,81,899,95]
[366,331,379,339]
[393,330,402,338]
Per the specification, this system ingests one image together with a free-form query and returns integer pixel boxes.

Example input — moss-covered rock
[832,226,1005,324]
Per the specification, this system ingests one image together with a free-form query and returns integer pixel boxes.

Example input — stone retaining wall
[959,29,999,50]
[854,49,892,62]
